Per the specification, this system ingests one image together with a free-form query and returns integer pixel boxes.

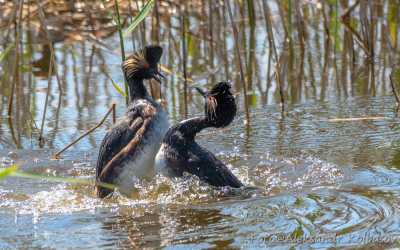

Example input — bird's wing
[95,105,156,197]
[183,144,243,188]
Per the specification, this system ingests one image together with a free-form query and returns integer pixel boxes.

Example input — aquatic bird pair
[96,45,242,198]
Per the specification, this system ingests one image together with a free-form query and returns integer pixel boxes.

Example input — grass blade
[0,44,14,62]
[0,164,18,180]
[111,78,127,97]
[1,164,115,190]
[11,171,115,190]
[123,0,155,37]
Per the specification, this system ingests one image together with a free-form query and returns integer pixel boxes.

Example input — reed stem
[390,72,400,109]
[7,0,23,118]
[35,0,63,96]
[114,0,129,106]
[53,103,116,159]
[181,3,188,119]
[38,50,53,147]
[261,0,285,114]
[226,0,250,123]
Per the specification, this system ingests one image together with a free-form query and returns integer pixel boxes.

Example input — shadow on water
[1,0,400,249]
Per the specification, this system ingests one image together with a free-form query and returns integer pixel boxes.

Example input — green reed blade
[1,164,114,190]
[0,164,18,180]
[123,0,155,37]
[111,78,128,97]
[11,171,115,190]
[0,44,14,62]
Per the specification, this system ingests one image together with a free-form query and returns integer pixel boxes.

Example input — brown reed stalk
[114,0,129,106]
[35,0,63,96]
[201,0,207,56]
[154,0,162,99]
[265,44,272,102]
[53,103,116,159]
[114,0,126,61]
[208,0,215,72]
[261,0,285,114]
[6,0,24,148]
[221,4,230,80]
[390,72,400,109]
[127,0,137,50]
[134,0,146,48]
[226,0,250,123]
[181,2,188,119]
[35,0,65,146]
[340,0,371,57]
[321,1,331,64]
[296,1,306,99]
[8,0,24,118]
[246,0,255,91]
[7,117,21,148]
[38,50,54,147]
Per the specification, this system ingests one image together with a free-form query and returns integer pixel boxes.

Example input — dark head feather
[201,82,236,128]
[145,45,163,67]
[122,45,163,81]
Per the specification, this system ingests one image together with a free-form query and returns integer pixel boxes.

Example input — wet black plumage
[156,82,243,188]
[96,45,168,198]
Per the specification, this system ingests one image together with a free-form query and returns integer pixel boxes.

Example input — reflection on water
[1,100,400,249]
[1,0,400,249]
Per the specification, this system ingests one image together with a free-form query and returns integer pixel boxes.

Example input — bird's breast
[115,109,169,195]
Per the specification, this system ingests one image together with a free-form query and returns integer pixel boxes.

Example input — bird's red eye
[143,62,150,69]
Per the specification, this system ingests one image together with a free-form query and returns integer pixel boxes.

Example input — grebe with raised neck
[155,82,242,188]
[96,45,169,198]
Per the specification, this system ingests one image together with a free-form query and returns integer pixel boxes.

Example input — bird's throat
[128,78,149,102]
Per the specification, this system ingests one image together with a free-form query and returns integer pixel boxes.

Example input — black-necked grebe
[96,45,169,198]
[154,82,243,188]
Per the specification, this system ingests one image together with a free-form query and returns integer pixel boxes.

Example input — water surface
[1,1,400,249]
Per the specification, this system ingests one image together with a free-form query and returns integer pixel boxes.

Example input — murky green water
[1,1,400,249]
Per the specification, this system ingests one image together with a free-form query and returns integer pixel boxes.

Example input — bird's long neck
[128,78,149,101]
[177,117,212,139]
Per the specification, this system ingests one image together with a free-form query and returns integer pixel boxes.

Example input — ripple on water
[1,150,400,249]
[232,154,345,194]
[0,153,347,216]
[1,172,245,218]
[210,187,399,249]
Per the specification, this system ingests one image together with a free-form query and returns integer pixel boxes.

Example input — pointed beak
[153,71,165,84]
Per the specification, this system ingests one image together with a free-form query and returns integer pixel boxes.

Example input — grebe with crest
[155,82,243,188]
[96,45,169,198]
